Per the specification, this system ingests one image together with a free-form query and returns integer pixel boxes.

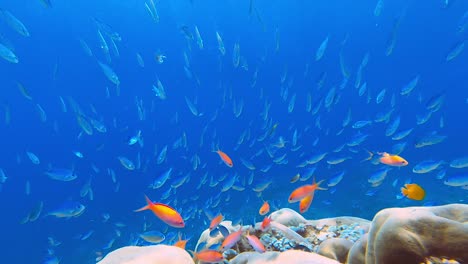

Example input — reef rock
[317,237,354,263]
[349,203,468,264]
[97,245,193,264]
[229,250,340,264]
[346,233,368,264]
[309,216,371,231]
[269,208,308,226]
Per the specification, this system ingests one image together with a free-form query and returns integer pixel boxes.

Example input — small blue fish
[327,171,345,187]
[47,201,85,218]
[45,168,77,181]
[117,156,135,170]
[139,230,165,243]
[444,174,468,187]
[73,151,84,158]
[412,160,444,174]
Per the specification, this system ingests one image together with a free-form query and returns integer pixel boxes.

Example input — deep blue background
[0,0,467,263]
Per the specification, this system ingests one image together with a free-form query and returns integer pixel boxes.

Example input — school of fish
[0,0,467,263]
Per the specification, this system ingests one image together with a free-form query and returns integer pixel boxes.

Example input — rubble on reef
[98,204,467,264]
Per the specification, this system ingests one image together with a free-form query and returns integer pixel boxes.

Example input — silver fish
[0,9,30,37]
[45,168,77,181]
[0,43,18,63]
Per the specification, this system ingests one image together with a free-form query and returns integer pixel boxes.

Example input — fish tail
[400,187,408,196]
[314,179,328,190]
[361,149,374,162]
[134,195,153,212]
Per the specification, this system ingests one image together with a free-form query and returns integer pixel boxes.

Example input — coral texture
[97,245,193,264]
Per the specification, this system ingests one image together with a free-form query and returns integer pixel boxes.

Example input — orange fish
[189,249,224,263]
[209,213,224,231]
[259,201,270,215]
[173,232,189,249]
[401,183,425,200]
[299,192,315,213]
[379,152,408,167]
[221,227,243,250]
[135,195,185,228]
[288,178,326,203]
[215,150,233,167]
[260,216,271,231]
[245,231,266,253]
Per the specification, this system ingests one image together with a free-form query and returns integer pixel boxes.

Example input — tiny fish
[189,249,224,263]
[45,168,77,181]
[289,178,326,203]
[379,152,408,166]
[117,156,135,170]
[245,231,266,253]
[220,227,242,250]
[412,160,444,174]
[139,230,165,243]
[449,156,468,169]
[173,233,189,249]
[47,201,86,218]
[209,213,224,231]
[401,183,425,200]
[215,150,233,167]
[444,174,468,187]
[135,195,184,228]
[259,201,270,215]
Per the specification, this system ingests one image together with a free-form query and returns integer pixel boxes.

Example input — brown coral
[348,204,468,264]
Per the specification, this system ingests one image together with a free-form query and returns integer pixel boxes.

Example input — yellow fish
[401,183,425,200]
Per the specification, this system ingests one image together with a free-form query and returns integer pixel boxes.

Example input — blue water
[0,0,467,263]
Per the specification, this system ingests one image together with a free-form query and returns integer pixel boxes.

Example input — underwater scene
[0,0,467,263]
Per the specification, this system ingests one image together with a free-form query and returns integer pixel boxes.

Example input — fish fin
[361,149,374,162]
[134,195,153,212]
[134,205,150,212]
[313,179,328,191]
[400,187,408,196]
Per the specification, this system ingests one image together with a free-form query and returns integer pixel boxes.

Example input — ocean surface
[0,0,467,263]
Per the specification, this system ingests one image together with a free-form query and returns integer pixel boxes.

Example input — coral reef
[99,204,468,264]
[269,208,308,226]
[97,245,193,264]
[229,250,341,264]
[317,238,354,263]
[350,203,468,264]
